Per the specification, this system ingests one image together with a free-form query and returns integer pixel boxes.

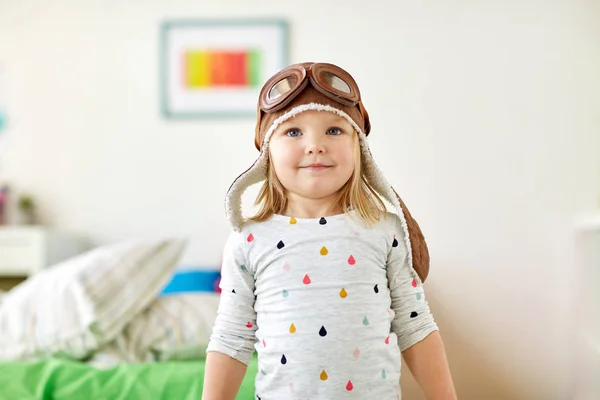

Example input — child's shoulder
[376,211,405,232]
[227,218,273,243]
[367,211,408,243]
[349,210,406,240]
[239,218,271,234]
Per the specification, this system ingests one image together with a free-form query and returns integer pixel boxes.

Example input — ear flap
[392,189,430,282]
[254,108,265,151]
[358,102,371,135]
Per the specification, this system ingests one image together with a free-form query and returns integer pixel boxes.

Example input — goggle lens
[268,75,298,101]
[322,71,351,94]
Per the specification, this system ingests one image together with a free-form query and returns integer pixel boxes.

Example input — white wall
[1,0,599,398]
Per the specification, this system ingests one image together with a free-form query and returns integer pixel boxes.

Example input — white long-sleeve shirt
[207,211,438,399]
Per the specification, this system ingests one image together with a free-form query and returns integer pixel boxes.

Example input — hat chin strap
[225,103,416,278]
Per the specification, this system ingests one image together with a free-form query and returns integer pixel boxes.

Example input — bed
[0,356,258,399]
[0,237,253,399]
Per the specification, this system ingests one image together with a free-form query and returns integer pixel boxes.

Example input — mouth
[300,163,333,171]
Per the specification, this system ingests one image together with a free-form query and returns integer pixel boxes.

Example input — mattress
[0,355,258,400]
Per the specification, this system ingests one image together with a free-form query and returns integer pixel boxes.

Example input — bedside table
[0,226,86,277]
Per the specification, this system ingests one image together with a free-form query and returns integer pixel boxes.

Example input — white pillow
[93,293,220,363]
[0,237,187,361]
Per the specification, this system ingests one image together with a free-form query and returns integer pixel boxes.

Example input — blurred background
[0,0,599,399]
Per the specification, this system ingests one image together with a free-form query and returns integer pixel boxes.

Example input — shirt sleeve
[387,215,439,352]
[206,230,257,365]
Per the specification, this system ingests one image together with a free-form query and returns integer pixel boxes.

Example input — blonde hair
[249,131,386,225]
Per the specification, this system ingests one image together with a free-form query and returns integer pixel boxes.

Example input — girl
[203,62,456,399]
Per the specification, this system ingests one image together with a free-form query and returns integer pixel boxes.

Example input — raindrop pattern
[218,216,431,397]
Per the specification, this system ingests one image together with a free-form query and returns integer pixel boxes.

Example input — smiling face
[268,110,357,204]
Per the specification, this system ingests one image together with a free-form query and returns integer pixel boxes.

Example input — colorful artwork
[183,50,262,88]
[161,20,289,119]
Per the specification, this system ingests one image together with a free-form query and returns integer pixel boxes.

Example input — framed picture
[160,19,289,119]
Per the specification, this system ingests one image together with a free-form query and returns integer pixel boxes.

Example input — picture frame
[160,19,290,119]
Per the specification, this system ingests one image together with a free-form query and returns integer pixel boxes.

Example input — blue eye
[327,127,342,135]
[286,129,301,137]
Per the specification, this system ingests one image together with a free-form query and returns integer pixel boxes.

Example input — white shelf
[0,226,86,276]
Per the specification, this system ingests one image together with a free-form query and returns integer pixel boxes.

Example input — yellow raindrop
[340,288,348,298]
[320,370,328,381]
[320,246,328,256]
[289,323,296,334]
[289,217,297,224]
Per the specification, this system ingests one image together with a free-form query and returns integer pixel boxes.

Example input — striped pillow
[94,292,221,363]
[0,238,187,361]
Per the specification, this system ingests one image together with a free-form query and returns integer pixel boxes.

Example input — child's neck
[284,195,343,219]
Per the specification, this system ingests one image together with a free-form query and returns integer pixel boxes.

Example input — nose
[305,136,326,155]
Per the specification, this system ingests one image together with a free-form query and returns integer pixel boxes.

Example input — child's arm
[202,231,257,399]
[386,215,456,399]
[402,330,456,399]
[203,352,248,400]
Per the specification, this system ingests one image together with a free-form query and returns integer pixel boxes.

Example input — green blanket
[0,357,258,400]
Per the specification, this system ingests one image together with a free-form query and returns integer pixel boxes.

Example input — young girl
[203,62,456,399]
